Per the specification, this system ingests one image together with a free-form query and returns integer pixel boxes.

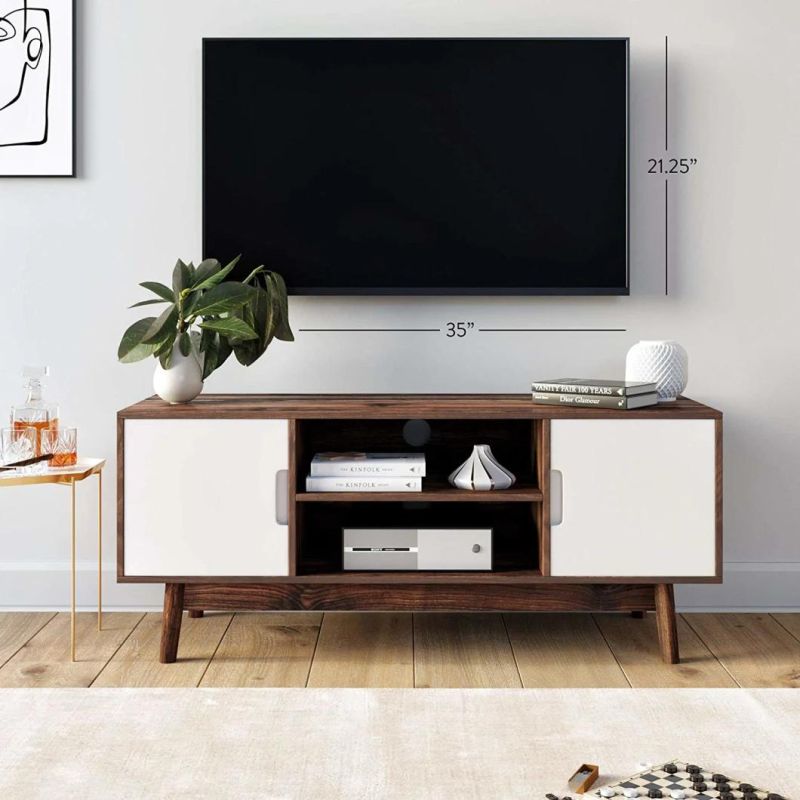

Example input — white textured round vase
[449,444,516,491]
[625,340,688,402]
[152,341,204,404]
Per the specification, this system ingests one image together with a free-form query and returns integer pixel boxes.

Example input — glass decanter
[10,366,59,456]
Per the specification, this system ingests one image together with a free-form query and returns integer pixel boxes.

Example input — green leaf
[242,264,266,285]
[139,281,175,302]
[200,332,219,380]
[233,339,260,366]
[191,259,221,289]
[128,298,170,309]
[199,317,259,341]
[172,259,192,298]
[217,337,233,369]
[199,326,215,353]
[142,303,178,343]
[190,254,241,293]
[200,332,234,380]
[265,272,294,342]
[179,331,191,357]
[253,285,276,349]
[182,289,200,319]
[190,282,253,318]
[155,331,177,369]
[118,318,159,363]
[189,329,202,357]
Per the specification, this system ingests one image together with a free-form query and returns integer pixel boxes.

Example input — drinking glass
[1,427,37,466]
[41,426,78,467]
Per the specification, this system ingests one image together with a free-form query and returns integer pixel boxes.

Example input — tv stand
[117,394,722,665]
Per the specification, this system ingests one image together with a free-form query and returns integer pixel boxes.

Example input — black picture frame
[0,0,76,178]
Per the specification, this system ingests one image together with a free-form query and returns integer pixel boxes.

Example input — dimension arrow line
[479,328,627,332]
[665,178,669,296]
[299,328,441,332]
[665,35,669,151]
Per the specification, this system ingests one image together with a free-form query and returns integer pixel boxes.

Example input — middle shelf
[296,481,543,503]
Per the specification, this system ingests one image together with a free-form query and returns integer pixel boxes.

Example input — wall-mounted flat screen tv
[203,38,629,295]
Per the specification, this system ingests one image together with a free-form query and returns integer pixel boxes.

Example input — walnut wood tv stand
[117,394,722,665]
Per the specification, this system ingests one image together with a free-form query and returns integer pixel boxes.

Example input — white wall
[2,0,798,610]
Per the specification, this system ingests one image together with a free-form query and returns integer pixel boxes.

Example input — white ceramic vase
[449,444,516,491]
[625,339,688,402]
[153,340,204,404]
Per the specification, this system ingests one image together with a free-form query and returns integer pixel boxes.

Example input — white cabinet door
[124,419,289,577]
[550,419,716,577]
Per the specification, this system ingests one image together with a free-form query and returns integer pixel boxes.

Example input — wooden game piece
[568,764,599,794]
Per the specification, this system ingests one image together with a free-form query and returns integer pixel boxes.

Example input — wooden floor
[1,611,800,688]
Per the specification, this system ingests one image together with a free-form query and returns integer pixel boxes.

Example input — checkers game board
[591,761,786,799]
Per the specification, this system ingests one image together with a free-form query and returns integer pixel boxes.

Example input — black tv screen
[203,38,629,295]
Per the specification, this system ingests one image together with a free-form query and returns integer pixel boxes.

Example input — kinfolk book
[531,379,657,397]
[531,391,659,410]
[306,476,423,492]
[310,453,426,477]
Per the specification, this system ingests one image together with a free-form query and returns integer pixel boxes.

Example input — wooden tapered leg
[160,583,185,663]
[654,583,679,664]
[630,610,645,619]
[188,610,204,618]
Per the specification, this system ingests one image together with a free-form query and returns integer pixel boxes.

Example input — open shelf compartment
[295,500,540,578]
[294,417,539,501]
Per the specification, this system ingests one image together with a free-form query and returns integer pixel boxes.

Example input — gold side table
[0,458,106,661]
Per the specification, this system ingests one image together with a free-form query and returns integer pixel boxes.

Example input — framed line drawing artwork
[0,0,74,177]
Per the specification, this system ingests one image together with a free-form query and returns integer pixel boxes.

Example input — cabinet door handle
[550,469,563,526]
[275,469,289,525]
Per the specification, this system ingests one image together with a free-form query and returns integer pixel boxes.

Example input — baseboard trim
[0,563,163,608]
[1,562,799,610]
[676,562,800,609]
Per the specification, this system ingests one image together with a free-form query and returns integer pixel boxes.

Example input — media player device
[343,528,493,571]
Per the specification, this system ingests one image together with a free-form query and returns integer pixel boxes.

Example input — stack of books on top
[531,378,659,410]
[305,452,426,492]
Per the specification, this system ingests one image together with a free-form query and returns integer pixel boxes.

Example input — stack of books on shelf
[531,378,659,409]
[305,452,426,492]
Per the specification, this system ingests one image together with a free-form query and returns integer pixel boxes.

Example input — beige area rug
[0,689,798,799]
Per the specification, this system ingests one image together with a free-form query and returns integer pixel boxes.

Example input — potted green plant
[118,256,293,403]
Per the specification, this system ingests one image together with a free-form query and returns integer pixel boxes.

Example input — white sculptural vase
[153,340,204,404]
[449,444,516,491]
[625,339,688,402]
